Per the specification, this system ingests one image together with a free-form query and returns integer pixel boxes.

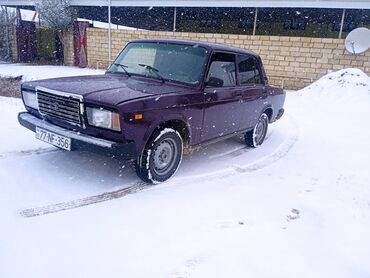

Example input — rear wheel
[136,128,183,184]
[245,113,269,148]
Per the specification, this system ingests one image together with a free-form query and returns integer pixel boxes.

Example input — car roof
[131,38,259,57]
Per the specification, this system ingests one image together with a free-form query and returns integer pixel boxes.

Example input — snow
[298,68,370,99]
[2,7,39,22]
[77,18,146,31]
[1,67,370,278]
[0,63,104,82]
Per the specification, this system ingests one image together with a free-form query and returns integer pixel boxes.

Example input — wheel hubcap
[153,138,178,176]
[254,117,267,145]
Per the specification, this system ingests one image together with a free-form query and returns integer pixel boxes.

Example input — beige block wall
[85,28,370,90]
[63,29,74,66]
[10,26,18,62]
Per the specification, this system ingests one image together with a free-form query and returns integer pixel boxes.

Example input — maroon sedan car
[18,39,285,183]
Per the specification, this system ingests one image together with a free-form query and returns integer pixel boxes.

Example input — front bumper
[18,112,137,159]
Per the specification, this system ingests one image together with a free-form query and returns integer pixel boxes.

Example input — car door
[201,52,242,142]
[236,54,267,130]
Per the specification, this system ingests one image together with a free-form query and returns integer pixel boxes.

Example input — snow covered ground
[0,63,104,81]
[0,68,370,278]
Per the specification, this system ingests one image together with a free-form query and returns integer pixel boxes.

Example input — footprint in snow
[286,208,300,222]
[216,220,248,229]
[168,256,206,278]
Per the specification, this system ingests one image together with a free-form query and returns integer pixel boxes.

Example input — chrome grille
[37,90,82,125]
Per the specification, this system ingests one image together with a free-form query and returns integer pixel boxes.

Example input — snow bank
[298,68,370,100]
[0,64,105,82]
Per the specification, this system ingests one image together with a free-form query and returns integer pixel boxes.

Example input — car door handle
[236,91,242,97]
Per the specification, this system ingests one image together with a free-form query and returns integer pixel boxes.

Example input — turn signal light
[112,112,121,131]
[134,114,143,120]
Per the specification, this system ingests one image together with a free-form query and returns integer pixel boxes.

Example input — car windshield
[107,42,208,85]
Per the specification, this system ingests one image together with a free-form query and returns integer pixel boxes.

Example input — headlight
[86,107,121,131]
[22,90,39,110]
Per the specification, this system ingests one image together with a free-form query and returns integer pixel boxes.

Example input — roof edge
[1,0,370,9]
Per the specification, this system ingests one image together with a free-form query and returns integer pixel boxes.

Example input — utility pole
[253,8,258,36]
[173,7,177,32]
[339,9,346,39]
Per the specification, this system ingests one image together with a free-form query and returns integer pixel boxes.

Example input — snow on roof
[2,0,370,9]
[77,18,145,31]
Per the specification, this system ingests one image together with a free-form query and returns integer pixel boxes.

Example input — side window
[238,55,262,85]
[206,52,236,87]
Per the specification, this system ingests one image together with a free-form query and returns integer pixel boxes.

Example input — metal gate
[73,21,89,67]
[16,20,36,62]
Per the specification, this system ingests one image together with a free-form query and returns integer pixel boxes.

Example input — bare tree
[36,0,77,46]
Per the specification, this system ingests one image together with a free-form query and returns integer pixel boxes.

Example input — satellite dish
[345,27,370,54]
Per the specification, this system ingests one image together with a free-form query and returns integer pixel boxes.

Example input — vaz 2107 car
[18,39,286,183]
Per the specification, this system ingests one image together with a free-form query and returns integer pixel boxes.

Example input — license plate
[35,127,72,151]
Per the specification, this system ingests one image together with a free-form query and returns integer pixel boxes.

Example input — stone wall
[84,28,370,89]
[10,26,18,62]
[63,29,74,66]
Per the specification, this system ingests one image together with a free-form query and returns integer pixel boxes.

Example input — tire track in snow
[0,147,58,159]
[208,128,274,160]
[172,116,299,184]
[20,182,148,218]
[231,122,299,173]
[20,116,298,218]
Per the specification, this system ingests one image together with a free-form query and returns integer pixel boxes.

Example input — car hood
[23,74,186,106]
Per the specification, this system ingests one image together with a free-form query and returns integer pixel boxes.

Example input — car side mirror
[205,77,224,87]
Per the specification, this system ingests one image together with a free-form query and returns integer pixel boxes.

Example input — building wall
[85,28,370,89]
[10,26,18,62]
[63,29,74,66]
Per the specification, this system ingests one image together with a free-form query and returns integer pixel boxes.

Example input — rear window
[238,55,262,85]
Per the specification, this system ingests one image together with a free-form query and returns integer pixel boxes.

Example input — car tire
[245,113,269,148]
[136,128,183,184]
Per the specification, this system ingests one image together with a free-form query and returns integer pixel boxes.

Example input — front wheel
[245,113,269,148]
[136,128,183,184]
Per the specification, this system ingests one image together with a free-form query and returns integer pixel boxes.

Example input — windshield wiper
[112,63,131,77]
[138,64,165,83]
